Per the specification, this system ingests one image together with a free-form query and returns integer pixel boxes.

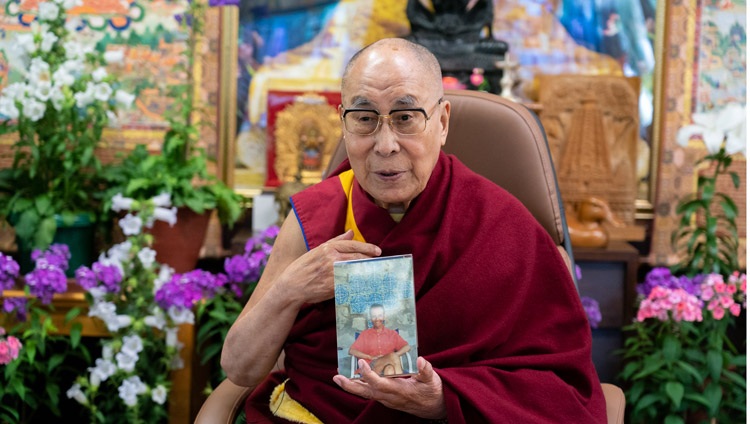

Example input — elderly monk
[221,38,606,423]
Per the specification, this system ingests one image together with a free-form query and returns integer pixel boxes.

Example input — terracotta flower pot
[149,208,212,274]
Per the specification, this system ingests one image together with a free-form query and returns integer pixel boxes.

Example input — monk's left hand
[332,356,447,419]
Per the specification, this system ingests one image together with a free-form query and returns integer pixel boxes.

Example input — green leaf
[704,382,722,417]
[665,415,685,424]
[64,307,82,323]
[706,349,723,380]
[633,357,666,380]
[632,393,663,415]
[665,381,684,407]
[684,392,711,408]
[70,322,83,348]
[662,335,681,363]
[675,360,704,383]
[199,343,222,365]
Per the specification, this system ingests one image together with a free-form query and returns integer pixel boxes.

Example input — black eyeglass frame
[340,98,444,136]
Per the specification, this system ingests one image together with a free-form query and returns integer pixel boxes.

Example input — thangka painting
[228,0,660,208]
[693,0,746,112]
[0,0,195,151]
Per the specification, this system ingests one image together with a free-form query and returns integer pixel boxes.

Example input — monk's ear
[439,100,450,146]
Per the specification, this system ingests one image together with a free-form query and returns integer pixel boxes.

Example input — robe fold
[245,152,606,423]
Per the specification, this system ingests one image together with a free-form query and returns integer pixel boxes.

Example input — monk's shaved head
[342,38,443,95]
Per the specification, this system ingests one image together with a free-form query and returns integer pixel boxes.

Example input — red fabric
[246,152,606,423]
[350,327,409,363]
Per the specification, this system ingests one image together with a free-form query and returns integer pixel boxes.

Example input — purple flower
[155,275,203,310]
[261,225,280,240]
[32,243,71,272]
[581,296,602,328]
[3,297,27,322]
[75,266,97,290]
[25,266,68,305]
[224,255,253,283]
[209,0,239,6]
[637,268,705,298]
[0,253,20,291]
[93,263,123,293]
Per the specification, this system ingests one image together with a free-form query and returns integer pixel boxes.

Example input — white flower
[17,33,36,54]
[137,247,157,269]
[105,314,132,332]
[3,83,28,101]
[152,206,178,227]
[52,67,75,87]
[104,49,125,65]
[121,334,144,355]
[677,103,747,156]
[74,83,95,108]
[89,301,132,331]
[23,99,46,122]
[119,213,143,236]
[144,308,166,330]
[93,82,113,102]
[106,240,132,264]
[32,80,53,101]
[102,344,114,360]
[154,265,174,292]
[40,31,58,53]
[38,2,60,21]
[49,85,66,111]
[151,193,172,207]
[151,385,168,405]
[87,286,107,302]
[111,193,135,212]
[64,40,93,61]
[28,57,51,82]
[115,350,138,372]
[0,97,19,120]
[115,89,135,109]
[118,376,147,407]
[92,67,108,82]
[66,383,88,405]
[168,306,194,325]
[165,326,180,348]
[88,357,116,387]
[170,353,184,370]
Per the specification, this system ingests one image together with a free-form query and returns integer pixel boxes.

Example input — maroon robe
[246,152,606,423]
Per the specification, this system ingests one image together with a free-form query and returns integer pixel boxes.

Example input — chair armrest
[601,383,625,424]
[194,379,254,424]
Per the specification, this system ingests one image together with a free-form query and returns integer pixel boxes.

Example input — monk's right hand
[278,230,381,306]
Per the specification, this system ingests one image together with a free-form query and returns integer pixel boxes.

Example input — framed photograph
[333,254,418,379]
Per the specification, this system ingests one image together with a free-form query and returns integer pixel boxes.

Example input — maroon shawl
[246,152,606,423]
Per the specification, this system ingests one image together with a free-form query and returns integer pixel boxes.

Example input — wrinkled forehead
[346,94,422,109]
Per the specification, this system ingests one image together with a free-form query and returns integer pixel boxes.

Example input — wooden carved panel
[539,75,640,226]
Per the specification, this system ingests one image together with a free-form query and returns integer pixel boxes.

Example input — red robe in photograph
[245,151,606,423]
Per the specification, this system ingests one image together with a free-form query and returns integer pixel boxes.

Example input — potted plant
[619,102,747,423]
[0,0,135,273]
[101,0,242,271]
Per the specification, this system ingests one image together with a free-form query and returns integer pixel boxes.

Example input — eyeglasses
[341,98,443,136]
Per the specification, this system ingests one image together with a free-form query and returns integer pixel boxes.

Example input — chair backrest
[325,90,575,279]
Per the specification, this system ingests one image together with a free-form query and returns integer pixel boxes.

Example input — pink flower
[6,336,21,358]
[0,341,10,365]
[712,307,725,320]
[730,304,741,316]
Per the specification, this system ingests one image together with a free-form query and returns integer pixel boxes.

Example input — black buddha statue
[404,0,509,94]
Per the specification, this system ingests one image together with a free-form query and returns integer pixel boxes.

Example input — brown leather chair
[195,90,625,424]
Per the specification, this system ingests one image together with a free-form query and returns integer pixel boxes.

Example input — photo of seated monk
[348,304,411,376]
